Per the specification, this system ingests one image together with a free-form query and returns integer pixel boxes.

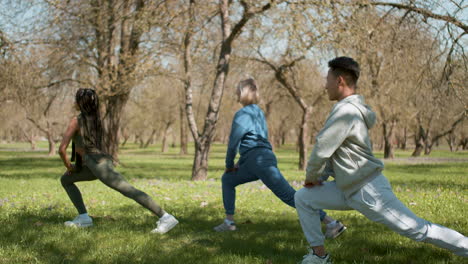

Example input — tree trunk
[144,129,157,148]
[102,94,129,159]
[161,123,172,153]
[187,0,228,181]
[401,127,407,150]
[138,133,144,148]
[412,125,425,157]
[121,136,129,147]
[189,1,232,181]
[23,130,36,150]
[47,132,56,156]
[424,142,433,155]
[459,137,468,150]
[424,135,435,155]
[397,127,407,150]
[121,128,130,147]
[192,139,211,181]
[281,131,286,146]
[383,120,396,159]
[298,107,311,170]
[30,140,37,151]
[446,134,455,152]
[276,134,282,148]
[179,104,188,155]
[184,0,272,180]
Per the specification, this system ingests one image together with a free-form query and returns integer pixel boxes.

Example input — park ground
[0,142,467,264]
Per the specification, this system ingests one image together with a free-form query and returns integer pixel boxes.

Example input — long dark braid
[75,88,105,153]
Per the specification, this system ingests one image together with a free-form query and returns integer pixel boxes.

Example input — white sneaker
[64,215,93,228]
[213,221,236,232]
[300,249,332,264]
[325,221,346,239]
[151,214,179,234]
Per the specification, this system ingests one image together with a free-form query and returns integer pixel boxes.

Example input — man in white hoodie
[295,57,468,264]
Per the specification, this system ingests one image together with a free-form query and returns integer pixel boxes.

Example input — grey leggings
[60,154,165,217]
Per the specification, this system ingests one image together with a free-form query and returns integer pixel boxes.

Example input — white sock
[161,213,170,219]
[224,219,235,225]
[327,220,337,227]
[79,213,89,218]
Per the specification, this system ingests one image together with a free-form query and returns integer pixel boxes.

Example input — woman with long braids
[58,88,178,233]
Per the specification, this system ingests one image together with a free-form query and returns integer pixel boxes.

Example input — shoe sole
[151,220,179,234]
[330,225,346,239]
[64,222,93,228]
[213,227,236,232]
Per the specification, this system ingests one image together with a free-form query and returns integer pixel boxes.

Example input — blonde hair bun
[237,78,259,106]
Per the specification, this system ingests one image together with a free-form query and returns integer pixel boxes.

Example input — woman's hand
[224,162,239,173]
[225,167,238,173]
[64,164,74,176]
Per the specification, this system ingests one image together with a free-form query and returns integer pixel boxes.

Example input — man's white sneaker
[300,249,332,264]
[213,221,236,232]
[325,221,347,239]
[151,214,178,234]
[64,215,93,228]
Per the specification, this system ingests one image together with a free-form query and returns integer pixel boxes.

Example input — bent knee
[60,174,71,186]
[294,188,310,207]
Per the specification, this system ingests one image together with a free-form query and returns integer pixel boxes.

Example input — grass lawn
[0,143,467,264]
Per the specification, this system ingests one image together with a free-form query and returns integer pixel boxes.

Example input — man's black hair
[328,57,360,86]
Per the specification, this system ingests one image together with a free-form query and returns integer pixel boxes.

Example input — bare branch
[369,1,468,33]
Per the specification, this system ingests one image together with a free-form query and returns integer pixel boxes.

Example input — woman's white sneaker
[213,221,236,232]
[151,214,179,234]
[64,215,93,228]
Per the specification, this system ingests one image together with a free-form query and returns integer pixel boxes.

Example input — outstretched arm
[59,117,78,173]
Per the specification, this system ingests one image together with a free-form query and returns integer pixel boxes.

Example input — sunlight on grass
[0,143,467,263]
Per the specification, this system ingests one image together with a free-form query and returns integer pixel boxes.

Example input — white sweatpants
[295,174,468,256]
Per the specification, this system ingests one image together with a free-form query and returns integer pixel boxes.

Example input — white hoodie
[306,94,384,197]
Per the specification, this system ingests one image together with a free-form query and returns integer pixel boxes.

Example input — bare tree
[43,0,177,158]
[183,0,279,180]
[253,55,324,169]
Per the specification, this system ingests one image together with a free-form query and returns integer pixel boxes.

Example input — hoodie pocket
[360,188,377,208]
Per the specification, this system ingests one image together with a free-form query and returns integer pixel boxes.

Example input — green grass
[0,143,467,264]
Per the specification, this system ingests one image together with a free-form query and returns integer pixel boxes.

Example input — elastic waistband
[240,146,272,157]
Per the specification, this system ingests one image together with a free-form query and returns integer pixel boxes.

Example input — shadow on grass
[1,205,463,264]
[0,156,226,181]
[385,163,467,174]
[390,178,468,191]
[0,156,59,170]
[0,211,96,263]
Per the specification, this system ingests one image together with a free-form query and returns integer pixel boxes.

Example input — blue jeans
[222,148,326,221]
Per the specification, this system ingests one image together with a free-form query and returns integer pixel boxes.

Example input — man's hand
[303,179,323,188]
